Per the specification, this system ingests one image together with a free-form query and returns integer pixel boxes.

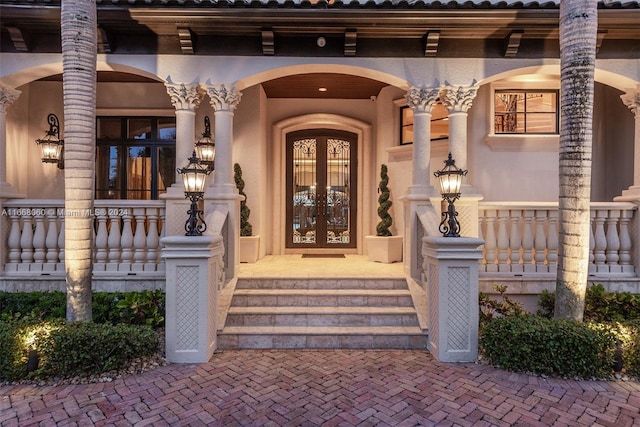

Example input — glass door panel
[287,130,357,249]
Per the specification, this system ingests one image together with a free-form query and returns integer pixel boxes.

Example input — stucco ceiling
[38,71,388,99]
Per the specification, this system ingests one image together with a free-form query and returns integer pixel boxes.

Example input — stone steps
[218,277,428,350]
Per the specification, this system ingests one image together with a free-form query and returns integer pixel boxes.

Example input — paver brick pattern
[2,350,640,426]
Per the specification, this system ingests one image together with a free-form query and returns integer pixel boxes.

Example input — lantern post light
[434,152,467,237]
[194,116,215,170]
[177,151,212,236]
[35,113,64,169]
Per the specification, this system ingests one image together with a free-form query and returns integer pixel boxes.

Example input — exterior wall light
[434,152,467,237]
[177,151,212,236]
[194,116,215,170]
[35,113,64,169]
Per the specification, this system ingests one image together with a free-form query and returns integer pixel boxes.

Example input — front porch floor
[237,255,405,278]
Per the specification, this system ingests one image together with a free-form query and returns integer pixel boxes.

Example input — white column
[614,86,640,275]
[620,87,640,192]
[422,236,484,363]
[163,79,202,237]
[203,82,243,280]
[441,83,482,237]
[164,79,202,190]
[442,84,478,173]
[400,86,442,279]
[162,235,223,363]
[205,83,242,194]
[405,86,440,197]
[0,85,22,274]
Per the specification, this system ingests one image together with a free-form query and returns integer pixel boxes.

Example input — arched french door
[286,129,358,249]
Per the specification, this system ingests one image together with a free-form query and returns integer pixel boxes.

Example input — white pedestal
[422,236,484,363]
[162,235,223,363]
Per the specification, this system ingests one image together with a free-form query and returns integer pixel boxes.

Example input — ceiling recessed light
[318,87,328,92]
[317,36,326,47]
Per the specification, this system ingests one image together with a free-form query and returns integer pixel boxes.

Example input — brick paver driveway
[2,350,640,426]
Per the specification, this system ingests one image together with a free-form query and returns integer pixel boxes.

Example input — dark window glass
[96,117,176,200]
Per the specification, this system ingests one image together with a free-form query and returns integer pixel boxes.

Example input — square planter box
[365,235,403,263]
[240,235,260,263]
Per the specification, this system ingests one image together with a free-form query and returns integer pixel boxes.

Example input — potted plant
[234,163,260,263]
[365,164,403,263]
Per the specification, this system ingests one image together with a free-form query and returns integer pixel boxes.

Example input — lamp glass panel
[438,172,463,196]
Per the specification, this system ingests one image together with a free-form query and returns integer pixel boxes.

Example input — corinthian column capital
[405,86,442,113]
[0,85,21,113]
[442,83,478,114]
[204,82,241,112]
[164,79,202,111]
[621,86,640,119]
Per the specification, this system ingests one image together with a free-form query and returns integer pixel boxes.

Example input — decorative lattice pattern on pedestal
[428,263,439,339]
[447,266,470,351]
[208,262,216,347]
[176,265,199,350]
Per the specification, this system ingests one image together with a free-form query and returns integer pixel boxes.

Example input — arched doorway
[286,129,358,249]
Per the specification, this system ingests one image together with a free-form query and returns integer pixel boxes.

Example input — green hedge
[537,284,640,321]
[480,315,618,378]
[0,290,165,327]
[0,319,158,381]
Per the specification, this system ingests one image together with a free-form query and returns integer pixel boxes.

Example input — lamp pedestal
[422,236,484,362]
[162,235,223,363]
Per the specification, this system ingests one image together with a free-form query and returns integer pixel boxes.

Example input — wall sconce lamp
[434,152,467,237]
[177,151,212,236]
[194,116,215,170]
[35,113,64,169]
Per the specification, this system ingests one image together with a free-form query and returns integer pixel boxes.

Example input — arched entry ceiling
[261,73,388,99]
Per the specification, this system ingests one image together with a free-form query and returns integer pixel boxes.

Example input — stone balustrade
[2,199,165,275]
[479,202,637,276]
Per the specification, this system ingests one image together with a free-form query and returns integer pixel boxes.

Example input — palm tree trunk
[61,0,97,322]
[555,0,598,321]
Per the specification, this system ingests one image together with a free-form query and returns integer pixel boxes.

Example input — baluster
[32,211,46,267]
[57,216,65,271]
[605,210,621,273]
[120,209,134,270]
[107,210,122,271]
[619,208,633,273]
[534,210,548,272]
[44,210,59,271]
[94,208,108,271]
[593,210,607,272]
[478,213,486,268]
[496,209,510,272]
[133,207,147,271]
[19,211,34,270]
[483,210,497,272]
[546,210,558,272]
[589,210,596,275]
[509,209,522,272]
[6,210,21,270]
[146,207,160,271]
[521,209,534,272]
[158,206,166,270]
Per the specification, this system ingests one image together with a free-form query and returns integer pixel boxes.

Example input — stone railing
[479,202,637,276]
[2,199,165,275]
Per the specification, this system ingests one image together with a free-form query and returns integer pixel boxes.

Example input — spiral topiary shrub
[376,164,393,237]
[234,163,253,237]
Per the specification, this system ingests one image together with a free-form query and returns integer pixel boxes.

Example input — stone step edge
[219,326,427,335]
[233,289,411,296]
[227,306,417,314]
